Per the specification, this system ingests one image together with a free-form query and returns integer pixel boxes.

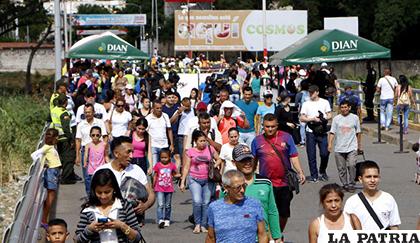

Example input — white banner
[73,14,147,26]
[76,29,128,36]
[172,73,212,99]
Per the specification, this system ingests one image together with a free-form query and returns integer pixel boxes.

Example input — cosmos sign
[174,10,308,51]
[321,39,359,53]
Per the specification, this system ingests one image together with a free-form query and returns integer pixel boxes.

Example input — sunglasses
[116,104,125,108]
[227,183,247,192]
[91,134,101,137]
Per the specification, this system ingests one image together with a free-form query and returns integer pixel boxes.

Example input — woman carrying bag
[395,75,416,134]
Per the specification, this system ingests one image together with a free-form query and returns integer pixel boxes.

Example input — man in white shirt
[75,103,108,195]
[75,91,108,124]
[177,98,196,157]
[300,85,332,182]
[344,161,400,230]
[183,112,222,154]
[96,136,155,226]
[145,101,174,173]
[376,68,398,131]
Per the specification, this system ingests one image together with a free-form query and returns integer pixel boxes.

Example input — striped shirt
[75,198,142,243]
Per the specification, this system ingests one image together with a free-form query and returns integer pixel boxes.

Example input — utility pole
[54,0,62,88]
[262,0,267,58]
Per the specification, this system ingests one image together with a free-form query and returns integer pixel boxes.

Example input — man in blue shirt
[235,87,259,148]
[206,170,268,243]
[162,90,182,169]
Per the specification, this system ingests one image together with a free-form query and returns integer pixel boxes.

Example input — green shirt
[220,174,281,239]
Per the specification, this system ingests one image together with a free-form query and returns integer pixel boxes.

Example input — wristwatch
[124,227,131,235]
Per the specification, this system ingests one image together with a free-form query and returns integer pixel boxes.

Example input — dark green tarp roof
[270,29,390,66]
[68,32,149,60]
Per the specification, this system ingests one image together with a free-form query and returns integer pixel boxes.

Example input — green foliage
[0,95,49,182]
[77,4,111,14]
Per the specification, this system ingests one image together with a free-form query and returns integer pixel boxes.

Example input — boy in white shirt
[344,161,400,230]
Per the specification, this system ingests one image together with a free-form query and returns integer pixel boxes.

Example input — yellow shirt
[41,144,62,168]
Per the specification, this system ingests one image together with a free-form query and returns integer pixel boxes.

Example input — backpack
[397,90,410,105]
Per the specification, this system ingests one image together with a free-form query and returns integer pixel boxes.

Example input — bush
[0,95,49,183]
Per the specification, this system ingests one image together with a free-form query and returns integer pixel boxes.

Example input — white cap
[321,62,328,67]
[263,89,273,96]
[298,69,307,76]
[222,100,235,108]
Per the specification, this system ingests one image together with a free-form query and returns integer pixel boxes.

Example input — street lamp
[262,0,267,58]
[181,2,196,58]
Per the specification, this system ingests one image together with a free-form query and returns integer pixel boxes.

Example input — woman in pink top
[131,118,151,174]
[180,130,222,234]
[83,126,109,195]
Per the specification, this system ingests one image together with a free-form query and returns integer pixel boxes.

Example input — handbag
[358,192,390,230]
[207,145,222,183]
[263,136,300,194]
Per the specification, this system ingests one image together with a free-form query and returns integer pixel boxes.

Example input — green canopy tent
[269,29,390,66]
[68,31,149,60]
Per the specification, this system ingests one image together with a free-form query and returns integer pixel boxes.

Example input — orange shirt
[218,116,245,144]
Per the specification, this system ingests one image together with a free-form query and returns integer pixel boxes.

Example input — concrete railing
[2,123,49,243]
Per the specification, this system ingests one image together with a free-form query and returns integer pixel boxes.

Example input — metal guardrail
[2,123,50,243]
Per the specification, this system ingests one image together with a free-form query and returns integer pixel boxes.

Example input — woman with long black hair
[395,75,416,134]
[75,169,142,243]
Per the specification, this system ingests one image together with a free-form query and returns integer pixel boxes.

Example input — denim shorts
[43,167,61,190]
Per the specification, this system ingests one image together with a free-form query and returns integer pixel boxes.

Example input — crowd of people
[35,54,420,243]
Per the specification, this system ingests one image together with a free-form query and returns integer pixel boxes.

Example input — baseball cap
[232,144,254,161]
[196,102,207,111]
[321,62,328,67]
[263,89,273,97]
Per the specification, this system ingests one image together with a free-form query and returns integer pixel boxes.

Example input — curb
[362,125,416,149]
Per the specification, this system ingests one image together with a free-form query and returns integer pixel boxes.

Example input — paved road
[52,134,420,243]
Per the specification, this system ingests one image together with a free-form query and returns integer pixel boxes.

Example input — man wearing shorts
[251,113,305,232]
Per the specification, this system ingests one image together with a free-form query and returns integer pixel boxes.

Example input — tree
[26,22,53,95]
[0,0,48,39]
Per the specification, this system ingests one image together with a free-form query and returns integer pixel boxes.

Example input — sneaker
[158,220,165,229]
[200,226,208,233]
[308,178,319,183]
[320,173,329,181]
[164,220,170,227]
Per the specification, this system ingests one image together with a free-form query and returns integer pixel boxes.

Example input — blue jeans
[151,147,168,167]
[188,176,214,228]
[156,192,173,221]
[396,105,410,131]
[380,98,394,128]
[239,131,256,148]
[306,132,330,179]
[80,146,90,195]
[299,122,306,144]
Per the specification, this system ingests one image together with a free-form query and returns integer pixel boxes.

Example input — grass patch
[0,92,50,184]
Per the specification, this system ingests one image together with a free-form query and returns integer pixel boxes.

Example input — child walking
[153,149,178,229]
[83,126,108,194]
[31,128,61,229]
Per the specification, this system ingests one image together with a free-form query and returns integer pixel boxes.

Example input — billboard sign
[324,17,359,36]
[76,29,128,36]
[174,10,307,51]
[73,14,146,26]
